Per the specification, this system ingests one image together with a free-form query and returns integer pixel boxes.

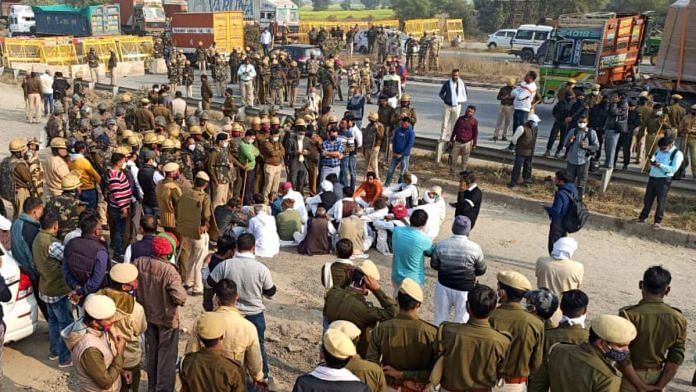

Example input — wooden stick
[642,122,665,173]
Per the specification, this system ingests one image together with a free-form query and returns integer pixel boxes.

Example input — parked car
[487,29,516,49]
[353,29,410,55]
[510,24,553,62]
[270,44,322,75]
[0,242,38,344]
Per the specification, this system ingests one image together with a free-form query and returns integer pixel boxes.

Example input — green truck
[538,12,650,102]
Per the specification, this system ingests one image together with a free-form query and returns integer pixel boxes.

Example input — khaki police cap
[591,314,637,345]
[143,133,158,144]
[291,61,298,67]
[127,136,140,146]
[357,260,380,281]
[328,320,361,340]
[61,174,81,191]
[672,94,683,100]
[232,122,244,132]
[271,117,280,125]
[593,84,601,90]
[567,78,577,84]
[189,125,203,135]
[9,139,25,152]
[328,115,338,123]
[325,59,334,67]
[322,329,356,359]
[141,98,150,105]
[205,126,216,137]
[163,162,179,173]
[497,270,532,291]
[295,118,306,126]
[367,111,378,121]
[223,124,232,132]
[49,137,68,149]
[121,92,132,103]
[115,146,132,155]
[168,127,181,138]
[156,134,166,144]
[196,171,210,182]
[196,312,226,340]
[84,294,117,320]
[401,94,411,101]
[250,117,262,126]
[260,117,270,125]
[399,278,423,302]
[110,263,138,284]
[161,139,175,149]
[121,129,134,138]
[173,139,182,149]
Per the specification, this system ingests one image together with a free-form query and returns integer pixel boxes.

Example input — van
[510,24,553,62]
[8,5,35,37]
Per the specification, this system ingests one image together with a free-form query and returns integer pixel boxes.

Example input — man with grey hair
[430,215,485,325]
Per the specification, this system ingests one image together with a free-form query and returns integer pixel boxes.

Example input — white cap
[0,215,11,231]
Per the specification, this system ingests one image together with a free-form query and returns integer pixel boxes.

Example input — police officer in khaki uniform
[490,271,544,391]
[366,278,436,392]
[330,320,387,392]
[156,163,182,234]
[180,312,245,392]
[134,98,156,132]
[207,133,234,208]
[664,94,685,138]
[617,266,687,392]
[431,284,512,392]
[324,260,398,357]
[392,95,417,129]
[547,315,637,392]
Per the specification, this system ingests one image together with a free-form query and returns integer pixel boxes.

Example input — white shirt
[260,31,272,45]
[350,125,363,149]
[172,97,187,116]
[247,211,280,258]
[512,81,537,112]
[412,196,446,240]
[39,73,54,94]
[237,64,257,81]
[385,183,419,206]
[305,93,321,114]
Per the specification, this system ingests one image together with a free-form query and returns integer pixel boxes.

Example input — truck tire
[521,49,534,62]
[650,55,656,66]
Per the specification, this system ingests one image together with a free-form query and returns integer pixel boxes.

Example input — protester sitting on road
[383,172,419,208]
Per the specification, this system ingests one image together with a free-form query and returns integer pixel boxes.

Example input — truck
[187,0,299,33]
[170,11,245,57]
[32,5,121,37]
[538,12,649,102]
[163,0,187,17]
[645,0,696,107]
[114,0,167,35]
[7,5,35,37]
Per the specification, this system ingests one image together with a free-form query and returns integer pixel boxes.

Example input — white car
[510,24,553,62]
[487,29,516,49]
[0,242,39,344]
[353,29,410,55]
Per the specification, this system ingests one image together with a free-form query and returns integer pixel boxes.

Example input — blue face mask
[604,346,630,362]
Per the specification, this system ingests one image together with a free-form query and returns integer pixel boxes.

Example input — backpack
[561,189,589,233]
[0,157,17,202]
[670,145,689,181]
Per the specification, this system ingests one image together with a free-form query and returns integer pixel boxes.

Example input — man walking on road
[438,69,468,142]
[449,105,479,174]
[544,170,578,255]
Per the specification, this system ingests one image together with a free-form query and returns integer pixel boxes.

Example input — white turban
[551,237,578,260]
[321,180,333,192]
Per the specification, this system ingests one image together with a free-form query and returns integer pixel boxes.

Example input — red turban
[152,236,173,257]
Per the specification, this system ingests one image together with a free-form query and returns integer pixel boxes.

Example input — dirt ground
[0,80,694,391]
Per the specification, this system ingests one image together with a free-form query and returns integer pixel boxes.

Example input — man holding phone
[634,137,684,229]
[562,114,599,200]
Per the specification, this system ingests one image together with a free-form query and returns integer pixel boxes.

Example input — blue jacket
[392,125,415,156]
[545,183,578,221]
[10,213,40,280]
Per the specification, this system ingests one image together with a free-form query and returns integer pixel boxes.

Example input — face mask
[577,123,588,129]
[187,144,196,152]
[592,91,599,95]
[221,142,229,148]
[329,135,337,141]
[655,111,663,116]
[604,345,630,362]
[272,136,279,142]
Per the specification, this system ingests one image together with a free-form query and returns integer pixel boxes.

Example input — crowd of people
[4,33,693,392]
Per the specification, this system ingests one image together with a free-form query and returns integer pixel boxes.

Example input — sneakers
[631,218,646,224]
[652,223,662,229]
[48,354,59,361]
[58,360,73,368]
[553,151,562,158]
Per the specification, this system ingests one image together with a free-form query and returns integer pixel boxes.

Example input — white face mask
[655,111,663,116]
[272,136,279,142]
[187,144,196,152]
[577,122,588,129]
[221,142,229,148]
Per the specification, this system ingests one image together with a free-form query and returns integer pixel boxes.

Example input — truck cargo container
[171,11,245,55]
[81,5,121,36]
[538,12,649,101]
[187,0,298,32]
[114,0,166,35]
[163,0,187,17]
[31,5,120,37]
[645,0,696,106]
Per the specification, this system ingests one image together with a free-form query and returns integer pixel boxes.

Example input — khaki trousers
[90,67,99,83]
[213,182,230,209]
[494,105,514,138]
[241,80,254,106]
[28,93,41,123]
[13,188,30,220]
[365,146,381,179]
[263,164,282,202]
[450,141,472,173]
[110,69,117,86]
[182,233,208,292]
[620,368,661,391]
[186,85,193,98]
[440,104,461,141]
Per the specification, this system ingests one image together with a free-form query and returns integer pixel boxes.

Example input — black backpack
[670,147,689,181]
[561,189,589,233]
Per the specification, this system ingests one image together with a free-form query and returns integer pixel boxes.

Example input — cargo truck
[7,5,35,37]
[115,0,167,35]
[171,11,245,58]
[32,5,121,37]
[163,0,187,17]
[187,0,299,33]
[538,12,649,102]
[645,0,696,107]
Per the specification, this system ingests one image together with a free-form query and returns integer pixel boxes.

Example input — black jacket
[292,374,369,392]
[438,79,467,107]
[453,185,482,228]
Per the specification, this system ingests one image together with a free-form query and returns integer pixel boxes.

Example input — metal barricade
[444,19,464,42]
[3,38,43,67]
[40,37,78,66]
[117,35,154,64]
[81,36,119,66]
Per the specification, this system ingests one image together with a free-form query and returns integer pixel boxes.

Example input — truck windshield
[143,7,165,22]
[276,8,298,23]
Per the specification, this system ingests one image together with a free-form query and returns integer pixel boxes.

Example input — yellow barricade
[299,19,400,35]
[4,38,43,67]
[117,35,153,63]
[81,36,119,65]
[445,19,464,42]
[404,18,439,36]
[39,36,78,66]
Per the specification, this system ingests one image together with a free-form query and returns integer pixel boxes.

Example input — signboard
[600,53,627,68]
[557,27,603,40]
[189,0,257,19]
